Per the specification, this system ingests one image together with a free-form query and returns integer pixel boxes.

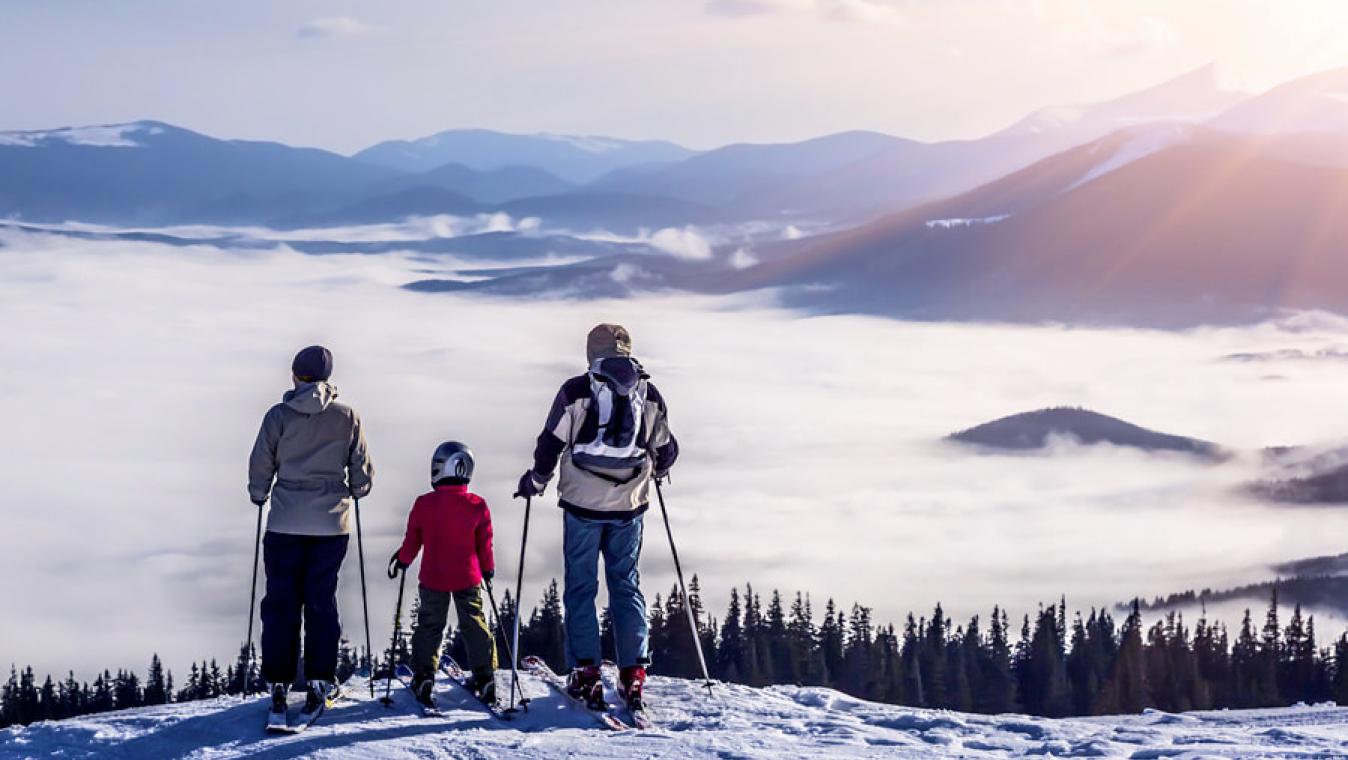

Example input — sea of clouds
[6,225,1348,680]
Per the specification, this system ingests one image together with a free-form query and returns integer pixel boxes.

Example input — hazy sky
[3,0,1347,153]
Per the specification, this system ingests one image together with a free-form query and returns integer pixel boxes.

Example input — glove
[482,569,495,582]
[387,550,409,579]
[653,467,671,484]
[515,470,547,499]
[251,497,267,507]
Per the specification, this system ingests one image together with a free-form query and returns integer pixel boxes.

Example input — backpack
[571,357,651,482]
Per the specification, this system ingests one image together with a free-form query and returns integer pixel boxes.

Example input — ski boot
[267,683,289,730]
[470,670,497,705]
[619,665,647,711]
[566,664,606,710]
[300,680,335,719]
[412,675,438,712]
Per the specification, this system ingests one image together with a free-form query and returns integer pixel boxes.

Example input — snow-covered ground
[4,673,1347,759]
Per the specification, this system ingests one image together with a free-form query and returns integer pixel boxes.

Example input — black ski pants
[260,531,349,685]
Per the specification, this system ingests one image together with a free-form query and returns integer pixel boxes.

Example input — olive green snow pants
[410,584,498,681]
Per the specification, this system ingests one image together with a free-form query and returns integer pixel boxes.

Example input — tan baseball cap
[586,323,633,365]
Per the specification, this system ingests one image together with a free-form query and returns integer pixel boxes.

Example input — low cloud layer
[6,228,1348,681]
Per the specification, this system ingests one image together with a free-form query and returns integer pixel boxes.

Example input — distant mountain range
[352,128,695,182]
[8,65,1348,326]
[947,407,1223,459]
[0,64,1254,230]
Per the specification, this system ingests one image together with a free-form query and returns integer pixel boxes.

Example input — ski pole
[244,502,264,695]
[484,578,526,707]
[354,497,375,698]
[381,565,408,707]
[654,479,715,697]
[507,494,533,714]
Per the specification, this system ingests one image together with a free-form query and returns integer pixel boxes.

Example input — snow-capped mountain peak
[0,121,164,148]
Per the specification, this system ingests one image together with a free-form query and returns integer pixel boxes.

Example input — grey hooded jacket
[248,382,374,536]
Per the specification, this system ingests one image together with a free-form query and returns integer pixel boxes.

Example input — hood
[283,381,338,415]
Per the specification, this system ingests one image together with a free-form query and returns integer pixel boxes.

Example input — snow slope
[5,672,1348,759]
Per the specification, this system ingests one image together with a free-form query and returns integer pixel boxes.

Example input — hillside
[948,407,1222,458]
[1134,574,1348,617]
[1251,462,1348,505]
[716,127,1348,326]
[6,672,1348,759]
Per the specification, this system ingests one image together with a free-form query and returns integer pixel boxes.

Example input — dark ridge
[1250,462,1348,504]
[948,406,1223,459]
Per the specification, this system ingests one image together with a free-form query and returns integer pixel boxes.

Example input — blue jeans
[562,511,649,669]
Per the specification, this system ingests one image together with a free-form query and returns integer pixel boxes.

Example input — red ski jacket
[396,484,495,593]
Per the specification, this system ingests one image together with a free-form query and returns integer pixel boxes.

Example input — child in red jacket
[389,441,497,710]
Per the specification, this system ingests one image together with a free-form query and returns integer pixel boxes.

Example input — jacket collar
[433,483,469,494]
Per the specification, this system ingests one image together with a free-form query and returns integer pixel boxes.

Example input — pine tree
[840,604,877,698]
[1,666,19,728]
[113,669,142,709]
[717,588,745,682]
[978,607,1016,713]
[661,585,703,678]
[90,671,114,713]
[1332,634,1348,705]
[741,585,768,686]
[921,603,950,708]
[1095,600,1148,714]
[688,576,718,679]
[143,655,168,705]
[765,590,795,684]
[817,600,845,687]
[900,613,925,707]
[1257,588,1281,705]
[60,671,83,719]
[1231,609,1259,707]
[522,580,566,673]
[17,667,39,724]
[38,675,57,721]
[1018,606,1071,716]
[789,593,824,686]
[948,619,977,712]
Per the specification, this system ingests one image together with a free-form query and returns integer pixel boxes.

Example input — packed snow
[5,673,1348,759]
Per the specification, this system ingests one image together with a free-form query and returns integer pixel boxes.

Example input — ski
[391,663,443,717]
[438,654,511,720]
[601,661,655,730]
[520,655,631,731]
[266,681,348,734]
[265,705,288,733]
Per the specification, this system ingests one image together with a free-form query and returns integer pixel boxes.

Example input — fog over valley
[6,224,1348,681]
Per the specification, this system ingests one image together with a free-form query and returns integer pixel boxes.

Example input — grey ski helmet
[431,441,474,485]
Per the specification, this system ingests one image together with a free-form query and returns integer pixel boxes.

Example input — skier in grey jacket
[248,345,373,723]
